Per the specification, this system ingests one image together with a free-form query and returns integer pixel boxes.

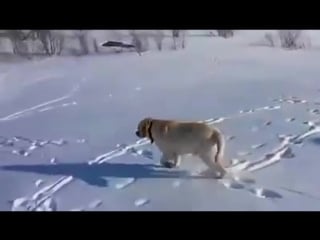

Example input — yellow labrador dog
[135,117,228,178]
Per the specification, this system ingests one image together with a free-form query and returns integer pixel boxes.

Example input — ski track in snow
[0,84,79,122]
[12,176,73,211]
[11,100,320,210]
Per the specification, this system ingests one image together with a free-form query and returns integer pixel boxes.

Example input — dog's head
[135,118,154,143]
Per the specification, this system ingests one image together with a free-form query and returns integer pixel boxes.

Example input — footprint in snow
[285,118,295,122]
[251,143,266,150]
[88,199,103,209]
[227,136,236,141]
[308,109,320,115]
[115,178,135,190]
[130,148,153,160]
[36,197,58,211]
[264,121,272,126]
[249,188,283,199]
[50,139,68,146]
[35,179,44,187]
[50,157,58,164]
[12,149,29,157]
[11,197,31,211]
[76,138,86,144]
[280,147,295,158]
[116,143,128,149]
[232,175,256,185]
[239,109,254,114]
[251,126,259,132]
[134,198,149,207]
[220,180,245,190]
[70,208,85,211]
[237,151,251,157]
[172,180,182,188]
[138,149,153,159]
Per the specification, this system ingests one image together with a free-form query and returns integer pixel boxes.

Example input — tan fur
[135,117,228,178]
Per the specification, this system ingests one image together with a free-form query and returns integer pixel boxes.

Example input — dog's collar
[147,120,154,144]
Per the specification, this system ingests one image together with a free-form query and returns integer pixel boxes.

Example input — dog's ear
[142,118,153,140]
[143,118,152,133]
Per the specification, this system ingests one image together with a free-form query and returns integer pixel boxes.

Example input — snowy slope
[1,31,320,211]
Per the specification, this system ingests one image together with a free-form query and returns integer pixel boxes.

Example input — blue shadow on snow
[1,162,190,188]
[309,137,320,145]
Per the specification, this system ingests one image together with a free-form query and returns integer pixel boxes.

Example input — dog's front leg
[160,153,178,168]
[172,154,181,167]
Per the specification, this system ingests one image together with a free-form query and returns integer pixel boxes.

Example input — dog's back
[152,119,215,155]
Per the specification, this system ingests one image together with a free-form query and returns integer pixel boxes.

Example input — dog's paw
[213,170,226,179]
[161,161,176,168]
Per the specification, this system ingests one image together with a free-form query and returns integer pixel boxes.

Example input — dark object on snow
[101,41,141,55]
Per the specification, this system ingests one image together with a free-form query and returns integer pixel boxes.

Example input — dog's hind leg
[199,151,226,179]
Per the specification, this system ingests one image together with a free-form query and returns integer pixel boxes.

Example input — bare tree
[129,30,150,55]
[1,30,28,55]
[73,30,89,55]
[217,30,234,38]
[21,30,64,56]
[278,30,302,49]
[181,30,186,49]
[172,30,180,50]
[154,30,165,51]
[93,38,99,53]
[264,32,275,47]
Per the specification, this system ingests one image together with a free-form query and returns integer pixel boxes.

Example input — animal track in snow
[35,179,44,188]
[50,157,58,164]
[248,188,283,199]
[237,151,251,157]
[62,101,77,107]
[172,180,181,188]
[88,199,103,209]
[35,197,58,211]
[244,127,320,173]
[134,198,149,207]
[70,208,84,211]
[12,149,29,157]
[221,180,246,190]
[16,104,284,210]
[285,118,295,122]
[115,178,135,190]
[308,109,320,115]
[251,143,267,150]
[76,138,86,143]
[11,176,73,211]
[264,121,272,126]
[251,126,259,132]
[274,97,308,105]
[219,177,282,200]
[38,106,54,112]
[12,196,58,211]
[130,148,154,159]
[227,136,236,141]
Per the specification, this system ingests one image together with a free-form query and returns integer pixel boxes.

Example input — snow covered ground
[1,30,320,211]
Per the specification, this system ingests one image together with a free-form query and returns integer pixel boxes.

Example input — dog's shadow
[309,137,320,146]
[1,162,190,188]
